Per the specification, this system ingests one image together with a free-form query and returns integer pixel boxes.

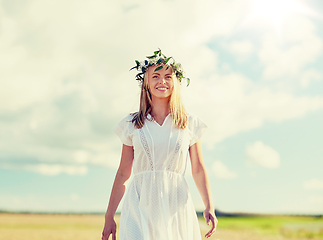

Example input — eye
[165,76,172,79]
[152,75,159,79]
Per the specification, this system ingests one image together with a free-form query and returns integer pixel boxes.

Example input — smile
[156,87,168,91]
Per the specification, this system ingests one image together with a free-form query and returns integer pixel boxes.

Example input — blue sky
[0,0,322,214]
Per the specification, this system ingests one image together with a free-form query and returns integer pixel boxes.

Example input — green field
[0,213,322,240]
[207,215,323,239]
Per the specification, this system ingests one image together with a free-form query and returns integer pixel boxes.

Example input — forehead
[148,64,173,75]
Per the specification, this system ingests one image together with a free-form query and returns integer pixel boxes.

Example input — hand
[203,208,218,238]
[102,218,117,240]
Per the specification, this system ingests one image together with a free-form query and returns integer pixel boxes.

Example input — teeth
[157,88,167,90]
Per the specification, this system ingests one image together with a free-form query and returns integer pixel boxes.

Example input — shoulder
[117,113,133,123]
[187,113,197,122]
[115,113,136,129]
[125,113,135,122]
[186,113,208,146]
[113,114,136,146]
[187,113,207,128]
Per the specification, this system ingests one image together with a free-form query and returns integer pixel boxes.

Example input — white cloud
[303,179,323,190]
[224,40,254,61]
[258,16,323,80]
[1,163,88,176]
[30,164,88,176]
[246,141,280,168]
[212,161,237,179]
[300,69,322,88]
[183,0,247,45]
[183,72,323,148]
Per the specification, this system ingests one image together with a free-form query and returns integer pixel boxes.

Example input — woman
[102,49,217,240]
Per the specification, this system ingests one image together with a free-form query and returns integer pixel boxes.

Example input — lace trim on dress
[139,128,154,171]
[167,129,184,170]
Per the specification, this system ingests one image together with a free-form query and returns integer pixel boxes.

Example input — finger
[205,216,216,238]
[205,228,216,238]
[205,223,216,239]
[206,217,210,225]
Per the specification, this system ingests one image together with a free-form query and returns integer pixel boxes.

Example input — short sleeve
[113,115,134,146]
[188,115,208,146]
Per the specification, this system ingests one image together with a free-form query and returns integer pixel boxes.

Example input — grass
[211,215,323,239]
[0,213,322,239]
[0,213,105,240]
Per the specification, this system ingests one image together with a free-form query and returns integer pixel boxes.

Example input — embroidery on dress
[139,128,154,170]
[167,129,184,170]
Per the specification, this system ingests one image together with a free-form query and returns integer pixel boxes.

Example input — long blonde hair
[131,68,188,129]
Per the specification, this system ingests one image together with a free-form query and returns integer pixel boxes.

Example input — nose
[159,77,166,84]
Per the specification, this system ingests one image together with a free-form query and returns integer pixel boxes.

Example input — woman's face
[147,64,174,100]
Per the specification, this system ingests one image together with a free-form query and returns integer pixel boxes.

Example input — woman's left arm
[189,140,218,238]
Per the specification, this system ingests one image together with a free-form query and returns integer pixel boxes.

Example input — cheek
[168,85,174,95]
[147,78,154,89]
[169,81,175,90]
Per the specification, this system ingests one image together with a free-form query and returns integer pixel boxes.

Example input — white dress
[114,113,207,240]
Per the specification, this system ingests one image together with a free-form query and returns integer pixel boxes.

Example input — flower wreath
[130,49,190,86]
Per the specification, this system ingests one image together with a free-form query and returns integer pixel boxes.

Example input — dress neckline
[147,113,170,127]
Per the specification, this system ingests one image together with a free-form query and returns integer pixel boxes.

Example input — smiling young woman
[102,49,217,240]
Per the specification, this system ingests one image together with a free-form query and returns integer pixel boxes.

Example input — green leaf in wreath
[165,57,172,64]
[154,66,163,72]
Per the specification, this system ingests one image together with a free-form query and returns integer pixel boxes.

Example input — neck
[150,97,170,119]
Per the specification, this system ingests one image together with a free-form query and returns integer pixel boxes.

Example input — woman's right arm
[102,144,134,240]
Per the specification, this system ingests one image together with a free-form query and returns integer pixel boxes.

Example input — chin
[152,93,171,100]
